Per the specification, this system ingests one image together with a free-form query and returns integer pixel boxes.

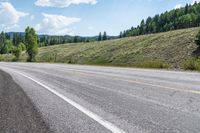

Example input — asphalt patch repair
[0,70,53,133]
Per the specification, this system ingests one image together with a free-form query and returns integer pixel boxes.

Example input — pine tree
[73,36,78,43]
[119,32,123,38]
[0,32,6,54]
[102,31,107,40]
[185,4,189,14]
[98,32,102,41]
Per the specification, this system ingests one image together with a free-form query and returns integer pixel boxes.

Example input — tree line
[0,27,38,62]
[120,1,200,37]
[39,31,109,45]
[98,31,108,41]
[38,35,92,46]
[4,31,110,48]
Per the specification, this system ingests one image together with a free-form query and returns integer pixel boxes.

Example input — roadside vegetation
[183,57,200,71]
[34,27,198,70]
[0,27,38,62]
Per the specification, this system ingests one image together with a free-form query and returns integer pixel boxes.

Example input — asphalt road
[0,62,200,133]
[0,69,52,133]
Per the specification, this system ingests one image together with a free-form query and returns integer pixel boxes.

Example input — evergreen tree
[0,32,5,54]
[0,32,13,54]
[123,31,126,37]
[102,31,107,40]
[139,19,146,34]
[185,4,189,14]
[119,32,123,38]
[73,36,78,43]
[98,32,102,41]
[5,33,10,40]
[1,44,8,54]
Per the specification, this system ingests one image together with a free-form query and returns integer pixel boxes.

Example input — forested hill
[120,2,200,37]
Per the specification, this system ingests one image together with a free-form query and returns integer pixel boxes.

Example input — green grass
[183,57,200,71]
[1,27,200,70]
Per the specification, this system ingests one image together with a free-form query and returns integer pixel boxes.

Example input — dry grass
[35,27,199,69]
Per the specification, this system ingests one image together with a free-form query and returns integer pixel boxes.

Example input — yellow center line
[72,70,200,95]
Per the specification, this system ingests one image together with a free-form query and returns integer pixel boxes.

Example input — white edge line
[17,72,126,133]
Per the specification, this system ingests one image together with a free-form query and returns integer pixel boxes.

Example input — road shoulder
[0,70,53,133]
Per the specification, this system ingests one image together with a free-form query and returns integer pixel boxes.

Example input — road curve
[0,62,200,133]
[0,69,52,133]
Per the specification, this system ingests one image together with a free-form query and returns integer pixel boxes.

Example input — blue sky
[0,0,198,36]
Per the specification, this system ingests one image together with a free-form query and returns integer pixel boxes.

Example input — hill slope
[35,27,199,69]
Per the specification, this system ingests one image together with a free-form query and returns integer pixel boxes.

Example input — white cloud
[35,0,97,8]
[0,2,28,29]
[174,4,182,9]
[35,13,81,35]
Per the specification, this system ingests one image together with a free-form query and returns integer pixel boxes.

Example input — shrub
[0,54,14,62]
[0,55,2,61]
[12,46,22,61]
[18,42,26,51]
[183,58,200,71]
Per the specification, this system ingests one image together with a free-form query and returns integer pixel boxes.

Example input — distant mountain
[6,32,25,39]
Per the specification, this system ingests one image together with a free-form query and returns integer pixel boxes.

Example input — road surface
[0,62,200,133]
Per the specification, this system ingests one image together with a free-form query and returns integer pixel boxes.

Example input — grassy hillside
[1,27,199,69]
[35,27,199,69]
